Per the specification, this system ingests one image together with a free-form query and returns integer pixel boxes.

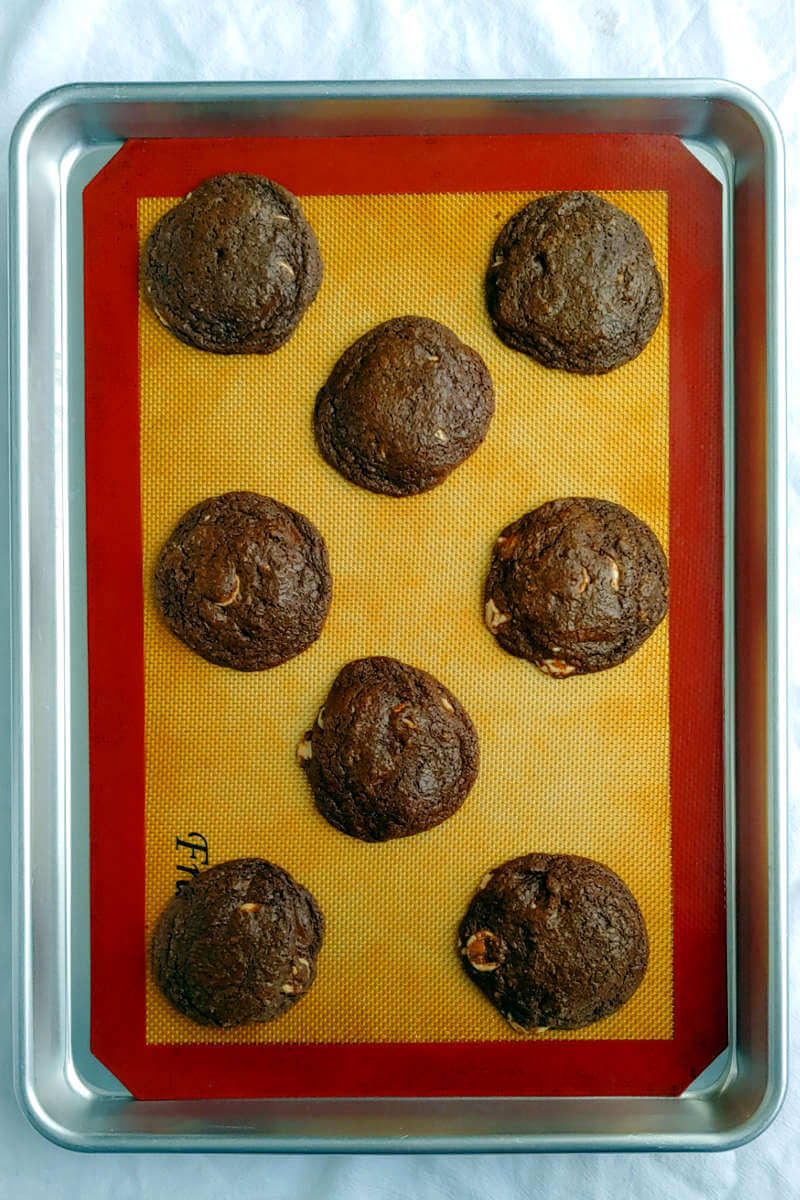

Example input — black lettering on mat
[175,832,209,893]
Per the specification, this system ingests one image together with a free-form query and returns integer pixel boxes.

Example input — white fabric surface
[1,0,797,1194]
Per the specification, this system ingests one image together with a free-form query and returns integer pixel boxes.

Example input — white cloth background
[1,1,797,1195]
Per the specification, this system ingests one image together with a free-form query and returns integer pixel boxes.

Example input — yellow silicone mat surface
[140,189,671,1045]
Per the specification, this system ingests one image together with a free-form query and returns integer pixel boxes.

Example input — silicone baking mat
[84,133,725,1099]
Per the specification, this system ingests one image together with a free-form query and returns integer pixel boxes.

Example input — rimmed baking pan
[9,79,786,1152]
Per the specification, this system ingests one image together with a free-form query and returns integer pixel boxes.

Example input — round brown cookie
[154,491,331,671]
[484,497,668,676]
[298,656,479,841]
[486,191,663,374]
[143,173,322,354]
[458,853,648,1032]
[151,858,325,1028]
[314,316,494,496]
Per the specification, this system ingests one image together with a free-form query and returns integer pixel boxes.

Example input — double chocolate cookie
[458,853,648,1031]
[485,497,668,676]
[143,173,322,354]
[151,858,325,1028]
[486,191,663,374]
[314,316,494,496]
[299,656,479,841]
[155,491,331,671]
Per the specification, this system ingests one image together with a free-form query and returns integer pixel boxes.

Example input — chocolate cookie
[484,497,668,676]
[143,173,322,354]
[458,853,648,1032]
[298,656,479,841]
[151,858,325,1028]
[486,191,663,374]
[154,491,331,671]
[314,317,494,496]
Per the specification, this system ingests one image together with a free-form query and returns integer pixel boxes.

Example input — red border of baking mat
[84,133,725,1100]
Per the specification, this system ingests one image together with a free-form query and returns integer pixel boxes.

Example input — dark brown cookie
[314,316,494,496]
[151,858,325,1028]
[484,497,668,676]
[458,853,648,1032]
[298,656,479,841]
[143,173,322,354]
[486,191,663,374]
[154,491,332,671]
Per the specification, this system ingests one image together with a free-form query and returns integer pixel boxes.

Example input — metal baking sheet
[9,80,786,1152]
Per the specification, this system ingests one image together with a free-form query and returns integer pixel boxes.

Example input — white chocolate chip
[216,574,240,606]
[440,696,455,714]
[603,554,620,590]
[503,1017,548,1034]
[296,732,313,763]
[392,702,417,732]
[536,658,577,678]
[281,957,311,994]
[238,902,260,913]
[426,354,440,363]
[274,213,291,222]
[485,597,511,631]
[316,708,325,730]
[277,260,295,277]
[496,532,519,557]
[464,930,504,971]
[478,871,493,890]
[434,429,449,442]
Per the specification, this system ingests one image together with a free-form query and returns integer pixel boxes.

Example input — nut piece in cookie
[486,191,663,374]
[154,491,332,671]
[484,497,668,675]
[151,858,325,1028]
[143,173,322,354]
[299,656,479,841]
[314,316,494,496]
[458,853,648,1031]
